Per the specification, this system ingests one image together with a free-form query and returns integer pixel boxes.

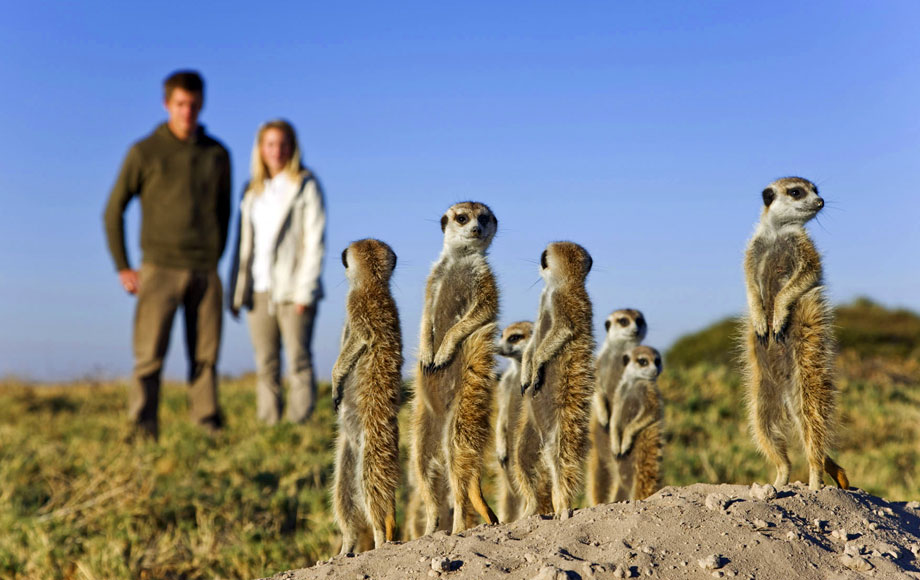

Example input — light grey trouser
[131,263,223,439]
[246,292,318,424]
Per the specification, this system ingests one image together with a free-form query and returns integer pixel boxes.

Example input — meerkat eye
[617,318,629,327]
[508,334,523,343]
[540,250,548,269]
[455,214,469,225]
[789,188,803,200]
[639,359,649,367]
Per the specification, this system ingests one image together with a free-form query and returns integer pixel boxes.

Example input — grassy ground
[1,300,918,578]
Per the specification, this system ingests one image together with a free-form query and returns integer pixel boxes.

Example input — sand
[264,483,920,580]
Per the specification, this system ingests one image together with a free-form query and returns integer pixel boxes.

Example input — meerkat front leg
[525,325,574,394]
[418,281,438,370]
[495,401,510,468]
[595,391,611,429]
[331,325,367,411]
[744,248,769,345]
[617,410,656,457]
[429,299,496,372]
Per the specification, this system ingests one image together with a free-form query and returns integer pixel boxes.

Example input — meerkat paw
[771,313,789,343]
[555,507,573,521]
[530,365,546,395]
[332,387,343,412]
[426,345,454,373]
[752,314,769,345]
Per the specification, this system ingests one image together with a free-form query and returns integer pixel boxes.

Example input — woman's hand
[295,303,311,316]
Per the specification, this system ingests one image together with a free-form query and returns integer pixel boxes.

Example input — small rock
[582,562,598,579]
[750,483,777,501]
[641,546,654,554]
[753,518,770,529]
[356,575,369,580]
[906,501,920,510]
[831,529,852,541]
[840,554,873,572]
[844,543,866,557]
[427,572,440,579]
[698,555,727,571]
[868,522,879,531]
[875,542,901,558]
[431,557,451,572]
[613,566,627,579]
[524,553,537,563]
[786,531,798,541]
[531,565,568,580]
[711,572,724,579]
[706,493,731,511]
[813,519,826,530]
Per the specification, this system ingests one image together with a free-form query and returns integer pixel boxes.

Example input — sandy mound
[265,483,920,579]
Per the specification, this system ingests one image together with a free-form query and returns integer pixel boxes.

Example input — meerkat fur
[609,345,663,501]
[494,321,534,522]
[742,177,848,491]
[587,309,647,505]
[331,239,403,554]
[516,241,595,520]
[411,201,500,535]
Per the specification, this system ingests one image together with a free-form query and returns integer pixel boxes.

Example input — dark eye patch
[455,214,469,225]
[617,318,629,327]
[639,359,649,367]
[789,188,803,199]
[507,334,524,343]
[477,214,491,227]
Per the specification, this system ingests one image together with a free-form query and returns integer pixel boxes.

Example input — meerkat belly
[530,361,562,434]
[757,237,798,317]
[338,374,364,448]
[430,265,476,352]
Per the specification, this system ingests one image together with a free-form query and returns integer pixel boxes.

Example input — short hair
[163,70,204,101]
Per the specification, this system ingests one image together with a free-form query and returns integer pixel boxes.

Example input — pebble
[698,555,727,571]
[840,554,873,572]
[750,483,777,501]
[706,493,731,511]
[753,518,770,529]
[531,565,569,580]
[844,543,866,557]
[874,542,901,558]
[431,557,451,572]
[906,501,920,510]
[427,572,440,579]
[831,529,851,541]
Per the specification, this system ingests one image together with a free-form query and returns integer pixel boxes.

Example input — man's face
[164,87,202,137]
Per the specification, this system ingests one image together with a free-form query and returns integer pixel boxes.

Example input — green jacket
[103,123,232,271]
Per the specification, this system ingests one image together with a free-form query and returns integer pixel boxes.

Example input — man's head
[163,70,204,140]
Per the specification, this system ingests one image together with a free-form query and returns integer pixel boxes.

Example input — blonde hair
[248,119,308,194]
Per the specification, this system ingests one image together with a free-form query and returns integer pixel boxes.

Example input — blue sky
[1,1,918,381]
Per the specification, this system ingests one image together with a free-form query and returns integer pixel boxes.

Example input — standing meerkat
[516,241,595,520]
[609,345,663,501]
[743,177,849,491]
[494,320,534,523]
[587,309,647,505]
[411,201,500,536]
[331,239,402,554]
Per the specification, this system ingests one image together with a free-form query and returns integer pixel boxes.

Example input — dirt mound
[265,483,920,579]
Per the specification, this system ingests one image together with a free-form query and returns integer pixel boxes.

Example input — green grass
[2,299,918,578]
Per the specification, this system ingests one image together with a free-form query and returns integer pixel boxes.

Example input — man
[104,70,231,440]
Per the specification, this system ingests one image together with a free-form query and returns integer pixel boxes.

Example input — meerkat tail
[824,456,849,489]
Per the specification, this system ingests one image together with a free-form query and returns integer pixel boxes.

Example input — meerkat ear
[389,248,398,270]
[604,320,611,332]
[622,354,630,367]
[440,214,448,232]
[585,254,593,274]
[492,214,498,227]
[341,248,348,269]
[762,187,776,207]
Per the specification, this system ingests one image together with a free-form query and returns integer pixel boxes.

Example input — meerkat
[609,345,663,501]
[494,320,534,523]
[331,239,403,554]
[515,241,595,520]
[586,309,647,505]
[743,177,849,491]
[411,201,500,536]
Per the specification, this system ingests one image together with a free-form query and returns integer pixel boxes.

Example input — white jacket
[229,171,326,310]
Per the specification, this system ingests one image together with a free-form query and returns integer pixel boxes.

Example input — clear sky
[1,1,918,381]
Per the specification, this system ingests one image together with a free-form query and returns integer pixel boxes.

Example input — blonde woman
[229,119,326,424]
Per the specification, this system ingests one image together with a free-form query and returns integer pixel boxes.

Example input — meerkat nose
[815,197,824,209]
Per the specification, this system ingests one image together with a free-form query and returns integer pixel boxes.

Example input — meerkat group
[328,179,850,554]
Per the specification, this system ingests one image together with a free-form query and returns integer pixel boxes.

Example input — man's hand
[118,269,139,295]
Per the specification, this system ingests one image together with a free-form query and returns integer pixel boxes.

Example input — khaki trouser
[246,292,318,425]
[131,263,223,438]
